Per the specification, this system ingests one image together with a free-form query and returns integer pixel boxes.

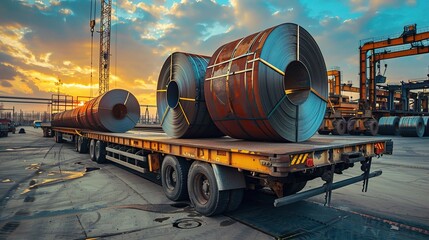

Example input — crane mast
[98,0,112,95]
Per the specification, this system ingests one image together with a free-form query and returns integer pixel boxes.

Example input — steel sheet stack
[398,116,425,137]
[204,23,327,142]
[51,89,140,133]
[156,52,223,138]
[378,116,400,135]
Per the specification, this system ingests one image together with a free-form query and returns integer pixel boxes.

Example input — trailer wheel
[225,188,244,212]
[89,139,96,161]
[188,162,229,216]
[332,119,346,135]
[161,155,190,201]
[95,140,107,164]
[364,119,379,136]
[76,136,89,153]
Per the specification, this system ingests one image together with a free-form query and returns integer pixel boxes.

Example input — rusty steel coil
[378,116,400,135]
[204,23,328,142]
[423,116,429,136]
[51,89,140,132]
[398,116,424,137]
[156,52,223,138]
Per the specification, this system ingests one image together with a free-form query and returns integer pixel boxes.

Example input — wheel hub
[202,179,210,198]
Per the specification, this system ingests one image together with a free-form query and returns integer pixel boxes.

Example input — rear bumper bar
[274,170,382,207]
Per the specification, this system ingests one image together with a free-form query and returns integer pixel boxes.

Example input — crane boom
[98,0,112,95]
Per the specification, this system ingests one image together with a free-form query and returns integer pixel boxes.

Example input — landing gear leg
[322,165,335,206]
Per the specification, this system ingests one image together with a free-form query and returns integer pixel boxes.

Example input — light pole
[55,78,62,113]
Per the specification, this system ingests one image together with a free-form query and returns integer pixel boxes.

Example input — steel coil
[156,52,223,138]
[378,116,399,135]
[398,116,424,137]
[423,116,429,136]
[51,89,140,133]
[204,23,327,142]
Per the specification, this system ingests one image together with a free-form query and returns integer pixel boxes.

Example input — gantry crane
[350,24,429,135]
[90,0,112,96]
[372,43,429,115]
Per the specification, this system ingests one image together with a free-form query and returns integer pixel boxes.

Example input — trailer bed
[48,125,392,177]
[115,130,389,156]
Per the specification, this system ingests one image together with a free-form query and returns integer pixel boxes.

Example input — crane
[359,24,429,111]
[346,24,429,135]
[372,44,429,114]
[90,0,112,96]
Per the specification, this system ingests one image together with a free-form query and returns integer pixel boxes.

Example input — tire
[187,162,229,216]
[364,119,379,136]
[332,119,346,135]
[161,155,190,201]
[225,188,244,212]
[95,140,107,164]
[89,139,96,161]
[283,181,307,196]
[347,119,360,135]
[76,136,89,153]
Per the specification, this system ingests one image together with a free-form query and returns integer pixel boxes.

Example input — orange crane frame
[327,69,341,96]
[371,45,429,111]
[359,24,429,111]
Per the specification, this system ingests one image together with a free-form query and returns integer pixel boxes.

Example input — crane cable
[89,0,96,97]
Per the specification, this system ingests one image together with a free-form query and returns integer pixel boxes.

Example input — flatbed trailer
[41,124,393,216]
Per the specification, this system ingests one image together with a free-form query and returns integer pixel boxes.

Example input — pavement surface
[0,127,428,239]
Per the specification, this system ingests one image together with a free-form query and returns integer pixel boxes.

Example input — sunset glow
[1,0,429,113]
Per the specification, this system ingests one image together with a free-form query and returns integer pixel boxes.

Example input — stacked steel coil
[423,116,429,136]
[378,116,400,135]
[51,89,140,133]
[204,23,327,142]
[156,52,223,138]
[398,116,425,137]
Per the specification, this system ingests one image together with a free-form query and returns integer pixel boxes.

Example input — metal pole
[273,170,382,207]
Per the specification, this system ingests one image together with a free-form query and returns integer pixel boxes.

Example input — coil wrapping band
[51,89,140,133]
[398,116,424,137]
[204,23,327,142]
[157,52,223,138]
[378,116,400,135]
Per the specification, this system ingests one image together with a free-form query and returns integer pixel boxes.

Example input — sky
[1,0,429,113]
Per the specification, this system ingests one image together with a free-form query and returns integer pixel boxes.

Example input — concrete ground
[0,127,428,239]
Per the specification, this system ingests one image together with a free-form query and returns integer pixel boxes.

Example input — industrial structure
[319,24,429,136]
[43,23,394,217]
[89,0,112,96]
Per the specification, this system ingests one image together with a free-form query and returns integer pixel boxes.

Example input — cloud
[0,80,13,88]
[0,0,429,112]
[59,8,73,15]
[0,63,18,80]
